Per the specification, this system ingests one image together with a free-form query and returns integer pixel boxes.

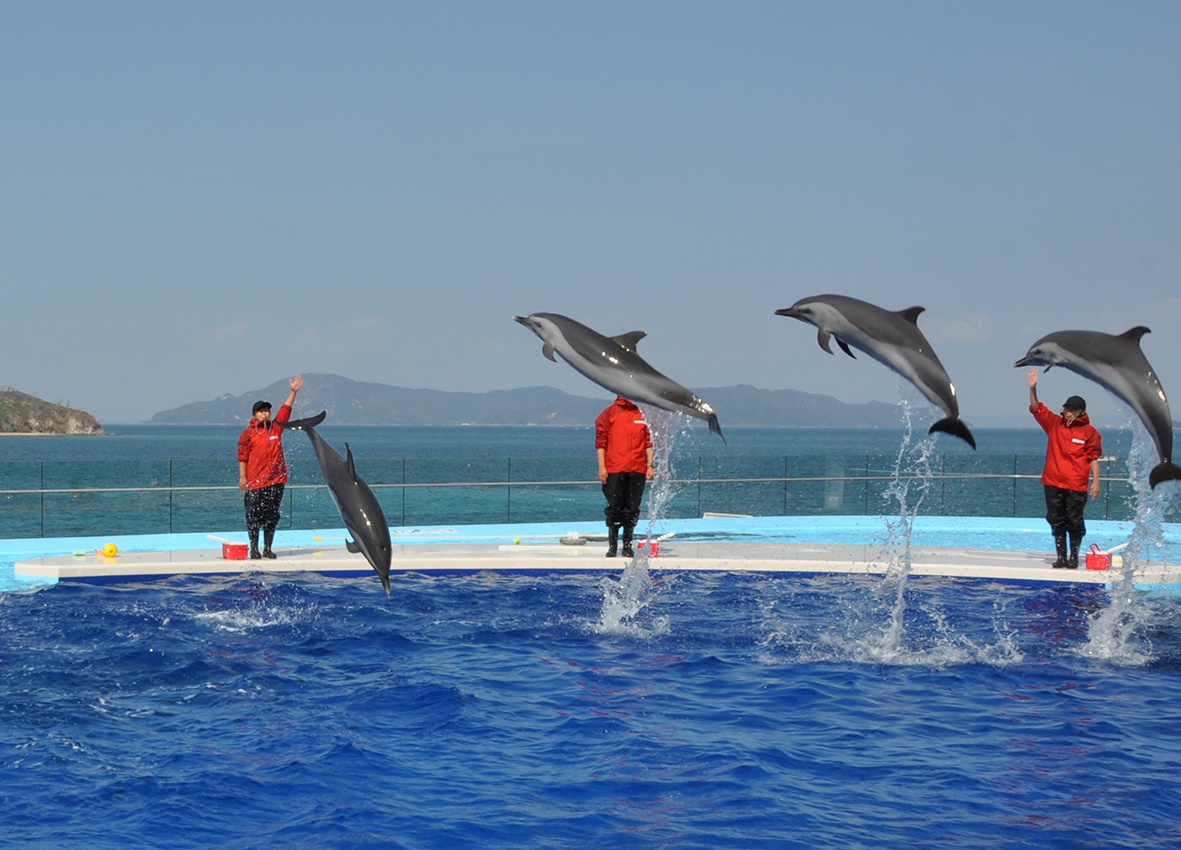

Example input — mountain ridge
[149,374,900,427]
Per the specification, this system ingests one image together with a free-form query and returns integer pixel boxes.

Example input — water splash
[595,549,670,637]
[639,406,683,528]
[862,395,940,656]
[1082,414,1177,664]
[757,576,1027,668]
[593,406,685,635]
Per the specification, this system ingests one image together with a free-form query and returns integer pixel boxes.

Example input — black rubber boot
[621,526,635,559]
[249,529,261,560]
[1068,534,1081,569]
[1051,534,1068,569]
[606,526,619,558]
[263,527,277,559]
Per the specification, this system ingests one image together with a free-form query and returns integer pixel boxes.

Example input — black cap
[252,400,272,415]
[1063,395,1086,412]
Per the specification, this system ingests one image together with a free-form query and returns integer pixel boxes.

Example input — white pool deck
[15,539,1181,587]
[10,516,1181,589]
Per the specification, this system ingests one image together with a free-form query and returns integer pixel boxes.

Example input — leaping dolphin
[775,294,976,449]
[1014,327,1181,489]
[513,312,725,441]
[279,411,393,595]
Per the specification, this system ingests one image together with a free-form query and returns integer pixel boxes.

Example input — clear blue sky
[4,1,1179,428]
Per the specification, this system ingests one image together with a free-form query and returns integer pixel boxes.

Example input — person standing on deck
[238,375,303,559]
[1027,368,1102,568]
[595,396,654,558]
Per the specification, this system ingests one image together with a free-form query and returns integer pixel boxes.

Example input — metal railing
[1,460,1170,539]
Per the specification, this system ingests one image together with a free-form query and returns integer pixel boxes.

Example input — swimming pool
[4,515,1181,848]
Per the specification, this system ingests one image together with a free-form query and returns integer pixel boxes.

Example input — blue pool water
[5,425,1181,847]
[3,516,1181,848]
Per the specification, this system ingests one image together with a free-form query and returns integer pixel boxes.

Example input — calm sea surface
[0,424,1166,539]
[0,422,1119,463]
[3,425,1180,848]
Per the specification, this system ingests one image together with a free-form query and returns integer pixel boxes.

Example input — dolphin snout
[512,315,535,327]
[774,307,802,319]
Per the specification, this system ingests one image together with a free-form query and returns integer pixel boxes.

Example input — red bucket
[222,542,249,560]
[1085,544,1110,571]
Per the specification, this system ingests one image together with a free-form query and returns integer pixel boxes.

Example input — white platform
[15,540,1181,587]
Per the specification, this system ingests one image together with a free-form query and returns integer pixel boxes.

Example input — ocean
[2,423,1181,848]
[0,423,1171,540]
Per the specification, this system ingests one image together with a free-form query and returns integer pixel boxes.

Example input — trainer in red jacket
[1027,369,1102,568]
[595,396,654,558]
[237,374,302,559]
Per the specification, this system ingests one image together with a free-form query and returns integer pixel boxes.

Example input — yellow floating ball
[101,542,118,558]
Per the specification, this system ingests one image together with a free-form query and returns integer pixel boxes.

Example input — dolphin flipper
[542,343,558,362]
[707,412,727,445]
[929,417,976,450]
[816,329,856,359]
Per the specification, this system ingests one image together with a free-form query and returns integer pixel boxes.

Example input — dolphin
[1014,327,1181,489]
[775,294,976,449]
[279,411,393,595]
[513,312,725,441]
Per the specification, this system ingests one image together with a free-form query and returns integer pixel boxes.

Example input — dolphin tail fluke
[708,413,726,444]
[280,410,328,431]
[1148,462,1181,489]
[378,571,391,597]
[929,417,976,450]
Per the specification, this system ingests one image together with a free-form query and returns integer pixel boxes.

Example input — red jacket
[1031,402,1102,491]
[595,397,652,474]
[237,404,293,491]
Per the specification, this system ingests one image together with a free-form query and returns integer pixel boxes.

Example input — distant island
[150,373,899,427]
[0,389,106,435]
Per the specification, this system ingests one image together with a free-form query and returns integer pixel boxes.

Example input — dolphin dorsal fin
[542,342,558,362]
[279,410,328,431]
[1120,326,1151,345]
[611,331,647,352]
[897,306,926,324]
[345,443,358,479]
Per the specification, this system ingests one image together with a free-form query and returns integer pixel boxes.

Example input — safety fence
[2,453,1171,539]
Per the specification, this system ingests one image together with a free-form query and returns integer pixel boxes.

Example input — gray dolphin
[775,294,976,449]
[513,312,725,441]
[1015,327,1181,489]
[279,411,393,595]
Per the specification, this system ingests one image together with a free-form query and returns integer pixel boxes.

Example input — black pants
[602,472,646,529]
[1044,485,1087,538]
[244,483,284,533]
